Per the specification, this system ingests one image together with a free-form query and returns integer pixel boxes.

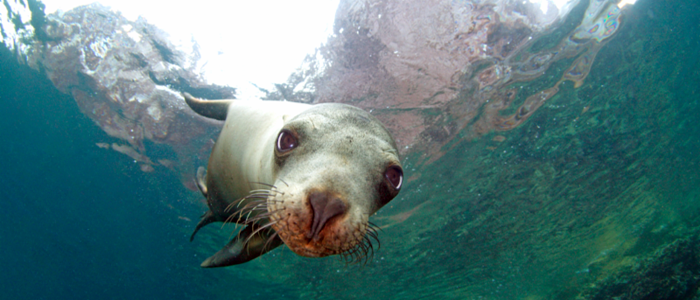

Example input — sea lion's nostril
[308,192,347,240]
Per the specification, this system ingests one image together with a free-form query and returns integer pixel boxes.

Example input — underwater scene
[1,0,699,299]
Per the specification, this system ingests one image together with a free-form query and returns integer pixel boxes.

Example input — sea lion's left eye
[276,129,298,153]
[385,166,403,190]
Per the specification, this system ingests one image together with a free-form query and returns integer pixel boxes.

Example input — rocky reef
[267,0,622,165]
[581,237,700,300]
[2,0,234,187]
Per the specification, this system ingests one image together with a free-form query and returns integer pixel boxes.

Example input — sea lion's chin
[269,201,365,258]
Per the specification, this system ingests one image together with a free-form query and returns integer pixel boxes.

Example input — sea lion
[183,93,403,268]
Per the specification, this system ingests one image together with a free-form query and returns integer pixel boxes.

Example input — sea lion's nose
[307,191,347,241]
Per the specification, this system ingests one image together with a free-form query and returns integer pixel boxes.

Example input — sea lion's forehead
[284,104,395,144]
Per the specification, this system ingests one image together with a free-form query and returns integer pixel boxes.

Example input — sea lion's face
[267,104,403,259]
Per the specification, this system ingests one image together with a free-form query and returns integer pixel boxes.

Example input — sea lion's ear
[182,92,232,121]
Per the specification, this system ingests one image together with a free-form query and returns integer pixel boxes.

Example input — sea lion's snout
[307,191,347,241]
[269,184,362,258]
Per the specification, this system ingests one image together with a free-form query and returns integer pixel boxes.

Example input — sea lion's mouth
[272,216,364,258]
[270,205,352,257]
[268,190,379,262]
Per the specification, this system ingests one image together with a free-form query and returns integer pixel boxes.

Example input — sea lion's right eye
[276,129,298,153]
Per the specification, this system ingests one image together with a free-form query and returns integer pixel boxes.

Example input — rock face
[269,0,622,163]
[3,2,235,187]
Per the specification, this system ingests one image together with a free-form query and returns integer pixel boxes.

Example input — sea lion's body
[184,93,403,267]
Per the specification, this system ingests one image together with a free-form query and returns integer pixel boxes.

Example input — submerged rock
[267,0,622,163]
[580,237,700,300]
[2,1,235,185]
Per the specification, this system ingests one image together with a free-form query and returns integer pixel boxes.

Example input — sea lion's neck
[206,100,310,212]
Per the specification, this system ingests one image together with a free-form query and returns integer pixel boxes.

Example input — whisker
[225,201,257,215]
[224,223,241,240]
[232,197,268,210]
[363,235,373,253]
[247,189,273,194]
[245,193,274,198]
[342,250,354,264]
[237,195,272,203]
[366,232,378,243]
[341,242,360,265]
[236,198,254,208]
[262,231,280,252]
[355,243,367,265]
[228,202,264,224]
[242,214,273,225]
[225,197,246,212]
[236,203,269,223]
[244,209,284,224]
[338,224,380,266]
[249,181,278,189]
[341,248,354,264]
[235,202,269,224]
[358,239,369,257]
[278,178,289,187]
[367,230,378,256]
[366,226,378,238]
[224,193,271,213]
[232,195,272,207]
[239,209,271,222]
[243,221,278,245]
[355,246,368,265]
[346,251,356,264]
[226,201,272,224]
[243,206,261,222]
[368,221,383,233]
[367,223,381,250]
[363,236,375,265]
[246,206,274,213]
[237,200,268,214]
[365,229,379,242]
[224,213,238,225]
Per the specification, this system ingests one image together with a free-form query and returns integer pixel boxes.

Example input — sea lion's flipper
[200,225,283,268]
[190,210,217,242]
[182,92,232,121]
[195,166,207,197]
